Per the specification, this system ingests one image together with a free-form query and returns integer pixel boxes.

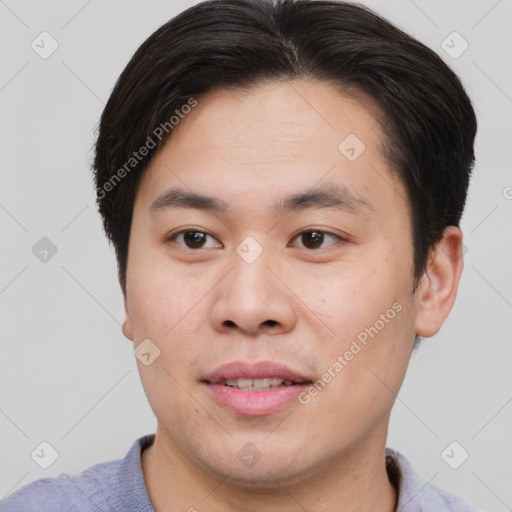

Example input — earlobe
[414,226,464,338]
[122,318,134,341]
[119,274,134,341]
[122,301,134,341]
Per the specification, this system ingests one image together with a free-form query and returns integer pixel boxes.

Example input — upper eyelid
[168,229,221,244]
[290,227,341,239]
[167,228,214,238]
[290,230,342,248]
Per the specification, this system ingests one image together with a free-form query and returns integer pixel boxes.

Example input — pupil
[185,232,205,248]
[303,231,323,249]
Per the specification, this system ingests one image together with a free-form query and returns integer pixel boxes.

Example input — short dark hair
[93,0,476,302]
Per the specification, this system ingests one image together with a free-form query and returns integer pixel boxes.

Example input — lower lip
[203,383,310,416]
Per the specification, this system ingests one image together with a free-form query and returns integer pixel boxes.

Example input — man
[1,0,479,510]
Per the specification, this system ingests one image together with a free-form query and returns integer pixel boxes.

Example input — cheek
[127,258,209,340]
[130,270,205,409]
[306,297,411,438]
[300,257,413,389]
[302,260,400,333]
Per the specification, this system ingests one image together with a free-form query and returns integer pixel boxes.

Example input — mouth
[201,361,314,416]
[208,377,310,391]
[202,360,313,389]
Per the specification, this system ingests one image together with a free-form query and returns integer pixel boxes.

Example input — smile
[220,378,299,391]
[202,361,314,415]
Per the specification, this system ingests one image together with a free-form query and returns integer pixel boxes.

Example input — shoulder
[385,448,481,512]
[0,434,155,512]
[0,459,122,512]
[416,480,481,511]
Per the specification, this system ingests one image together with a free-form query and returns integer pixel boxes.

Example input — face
[123,80,422,486]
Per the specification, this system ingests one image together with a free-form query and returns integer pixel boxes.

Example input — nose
[210,249,297,336]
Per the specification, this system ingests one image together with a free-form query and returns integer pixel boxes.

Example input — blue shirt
[0,434,479,511]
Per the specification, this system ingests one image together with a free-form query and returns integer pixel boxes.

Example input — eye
[291,230,343,250]
[167,230,221,250]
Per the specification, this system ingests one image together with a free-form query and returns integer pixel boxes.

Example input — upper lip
[203,361,314,384]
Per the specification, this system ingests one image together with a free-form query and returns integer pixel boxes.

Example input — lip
[203,360,312,383]
[202,361,314,416]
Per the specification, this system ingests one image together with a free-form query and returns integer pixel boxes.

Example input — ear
[119,274,134,341]
[414,226,464,338]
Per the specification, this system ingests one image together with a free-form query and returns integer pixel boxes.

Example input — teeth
[224,378,295,391]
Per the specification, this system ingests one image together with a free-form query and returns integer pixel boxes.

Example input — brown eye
[168,230,221,250]
[302,231,324,249]
[183,231,207,248]
[293,230,342,250]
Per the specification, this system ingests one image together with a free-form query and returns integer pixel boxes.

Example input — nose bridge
[210,239,296,334]
[230,242,275,302]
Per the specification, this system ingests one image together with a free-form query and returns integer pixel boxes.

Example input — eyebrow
[149,184,374,218]
[274,184,374,217]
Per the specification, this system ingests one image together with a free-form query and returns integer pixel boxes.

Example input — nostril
[222,319,278,329]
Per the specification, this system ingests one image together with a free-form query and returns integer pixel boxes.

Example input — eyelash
[166,228,346,251]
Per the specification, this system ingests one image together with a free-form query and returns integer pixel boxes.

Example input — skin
[121,79,464,511]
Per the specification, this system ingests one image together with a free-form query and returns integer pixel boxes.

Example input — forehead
[135,79,406,218]
[171,80,384,161]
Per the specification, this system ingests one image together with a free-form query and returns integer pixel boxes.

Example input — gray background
[1,0,511,510]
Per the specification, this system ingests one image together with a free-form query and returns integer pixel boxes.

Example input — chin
[195,443,322,490]
[213,462,312,490]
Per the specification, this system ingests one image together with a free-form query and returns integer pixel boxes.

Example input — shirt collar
[117,433,156,511]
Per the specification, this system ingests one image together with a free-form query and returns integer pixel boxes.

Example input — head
[93,0,476,487]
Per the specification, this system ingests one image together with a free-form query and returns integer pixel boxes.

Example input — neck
[142,425,397,512]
